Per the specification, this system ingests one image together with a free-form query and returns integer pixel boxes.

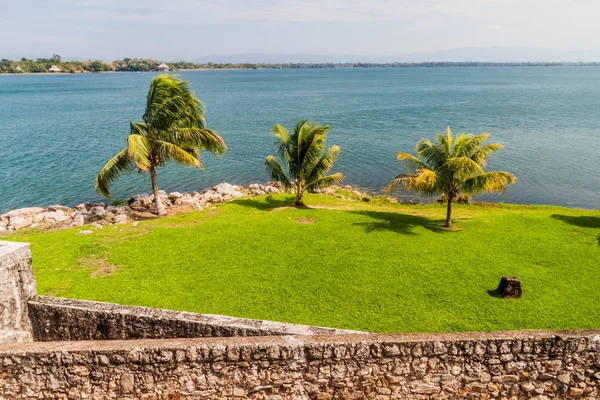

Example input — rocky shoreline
[0,182,290,233]
[0,180,407,234]
[1,182,385,233]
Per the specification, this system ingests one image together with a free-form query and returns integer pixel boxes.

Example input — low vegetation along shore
[3,54,600,74]
[1,186,599,333]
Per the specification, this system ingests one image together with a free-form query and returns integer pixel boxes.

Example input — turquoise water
[1,67,599,213]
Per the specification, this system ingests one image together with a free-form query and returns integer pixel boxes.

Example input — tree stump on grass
[496,276,522,299]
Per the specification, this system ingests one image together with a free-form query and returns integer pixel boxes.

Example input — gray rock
[521,382,535,392]
[112,215,128,225]
[129,193,152,207]
[129,200,143,209]
[46,205,72,212]
[174,197,195,206]
[120,373,134,394]
[71,215,85,227]
[75,203,90,212]
[203,192,223,203]
[169,192,183,200]
[410,382,440,394]
[2,207,44,219]
[214,183,243,198]
[42,210,71,224]
[116,206,131,215]
[557,373,571,384]
[8,216,33,230]
[90,206,106,217]
[79,230,94,235]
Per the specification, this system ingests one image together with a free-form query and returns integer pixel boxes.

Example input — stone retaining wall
[2,241,600,399]
[0,241,35,342]
[1,330,599,399]
[28,296,361,341]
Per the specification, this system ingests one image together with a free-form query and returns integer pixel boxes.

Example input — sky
[1,0,599,60]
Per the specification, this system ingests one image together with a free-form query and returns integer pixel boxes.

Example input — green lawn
[3,193,599,333]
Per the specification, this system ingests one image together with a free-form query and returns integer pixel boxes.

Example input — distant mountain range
[188,47,600,64]
[7,46,600,64]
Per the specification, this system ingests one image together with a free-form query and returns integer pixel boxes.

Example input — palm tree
[95,74,227,215]
[386,127,516,228]
[265,119,343,206]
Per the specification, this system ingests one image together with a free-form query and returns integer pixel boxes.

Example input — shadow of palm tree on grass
[234,196,448,235]
[551,214,600,246]
[551,214,600,228]
[351,210,446,235]
[232,196,296,211]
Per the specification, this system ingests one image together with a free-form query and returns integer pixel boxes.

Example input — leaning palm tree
[386,127,516,228]
[95,74,227,215]
[265,119,343,206]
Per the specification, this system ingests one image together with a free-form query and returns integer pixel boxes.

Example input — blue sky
[1,0,598,60]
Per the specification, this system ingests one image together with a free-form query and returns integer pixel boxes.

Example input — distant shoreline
[4,62,600,76]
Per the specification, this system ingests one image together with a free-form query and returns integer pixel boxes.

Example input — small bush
[110,199,128,206]
[457,194,472,204]
[437,193,472,204]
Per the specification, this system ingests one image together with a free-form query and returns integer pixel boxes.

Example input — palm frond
[443,156,486,180]
[385,169,440,195]
[127,134,152,170]
[95,149,134,198]
[397,152,428,173]
[306,145,341,186]
[152,139,203,168]
[463,171,516,194]
[130,122,148,135]
[470,143,503,166]
[306,172,344,192]
[271,124,290,161]
[265,155,293,188]
[435,127,453,158]
[385,174,416,193]
[144,74,203,133]
[416,139,446,169]
[298,123,329,177]
[162,127,227,157]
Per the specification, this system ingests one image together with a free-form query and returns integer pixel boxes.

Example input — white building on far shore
[48,65,61,73]
[157,63,169,72]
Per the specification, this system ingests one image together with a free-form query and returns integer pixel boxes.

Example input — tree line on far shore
[2,54,600,74]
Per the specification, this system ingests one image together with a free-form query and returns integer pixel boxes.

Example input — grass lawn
[2,193,599,333]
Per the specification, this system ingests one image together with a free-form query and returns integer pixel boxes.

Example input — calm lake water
[1,67,599,213]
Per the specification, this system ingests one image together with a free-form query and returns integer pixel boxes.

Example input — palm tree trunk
[293,182,305,207]
[445,194,453,228]
[150,167,167,216]
[295,191,305,207]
